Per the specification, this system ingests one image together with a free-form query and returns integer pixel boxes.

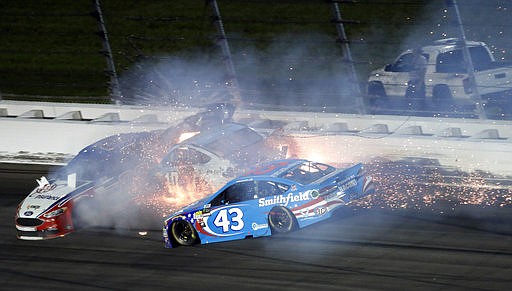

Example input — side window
[255,180,289,198]
[211,181,257,206]
[436,50,465,73]
[393,53,415,72]
[210,191,226,207]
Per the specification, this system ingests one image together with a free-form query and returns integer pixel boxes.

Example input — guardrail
[1,100,511,176]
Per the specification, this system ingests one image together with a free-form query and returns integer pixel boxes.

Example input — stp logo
[314,207,327,216]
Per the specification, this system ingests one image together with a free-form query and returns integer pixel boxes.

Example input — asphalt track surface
[1,163,512,290]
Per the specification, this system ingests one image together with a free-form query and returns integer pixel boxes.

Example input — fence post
[331,1,365,114]
[208,0,241,106]
[93,0,122,104]
[447,0,486,119]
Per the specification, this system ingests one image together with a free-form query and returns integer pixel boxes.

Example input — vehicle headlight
[43,208,66,218]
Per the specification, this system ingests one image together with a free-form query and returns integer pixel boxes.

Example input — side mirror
[384,64,393,72]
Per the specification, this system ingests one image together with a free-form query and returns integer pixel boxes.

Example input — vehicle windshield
[278,161,335,185]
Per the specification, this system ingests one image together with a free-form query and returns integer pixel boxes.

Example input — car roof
[243,159,308,177]
[418,38,486,55]
[180,123,253,145]
[169,123,264,158]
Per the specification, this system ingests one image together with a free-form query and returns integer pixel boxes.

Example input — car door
[201,180,266,243]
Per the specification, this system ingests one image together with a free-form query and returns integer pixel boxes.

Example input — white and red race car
[14,131,160,240]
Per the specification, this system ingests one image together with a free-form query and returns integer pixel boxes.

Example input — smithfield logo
[258,192,311,207]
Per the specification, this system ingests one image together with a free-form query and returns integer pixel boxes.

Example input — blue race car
[163,159,375,248]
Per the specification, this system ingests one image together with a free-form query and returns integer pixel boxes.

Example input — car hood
[17,177,93,218]
[167,195,212,219]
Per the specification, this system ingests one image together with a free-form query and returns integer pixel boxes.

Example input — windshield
[278,161,335,185]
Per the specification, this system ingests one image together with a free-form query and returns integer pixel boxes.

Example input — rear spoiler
[314,163,362,185]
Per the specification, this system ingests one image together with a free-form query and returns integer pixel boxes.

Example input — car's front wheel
[171,220,199,246]
[268,206,298,234]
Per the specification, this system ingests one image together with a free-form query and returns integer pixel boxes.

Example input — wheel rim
[172,220,196,245]
[269,207,293,232]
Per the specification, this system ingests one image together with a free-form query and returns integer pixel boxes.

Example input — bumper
[16,227,68,240]
[15,213,74,240]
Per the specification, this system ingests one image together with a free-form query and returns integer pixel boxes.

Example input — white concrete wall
[1,100,511,176]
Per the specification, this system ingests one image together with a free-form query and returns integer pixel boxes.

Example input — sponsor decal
[338,179,357,192]
[197,218,206,227]
[193,210,211,219]
[310,189,320,199]
[27,205,40,210]
[314,206,327,216]
[35,183,57,193]
[34,194,60,201]
[251,222,268,230]
[258,192,312,207]
[23,211,34,216]
[333,179,358,200]
[337,174,356,186]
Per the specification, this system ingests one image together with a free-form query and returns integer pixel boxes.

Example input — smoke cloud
[57,2,512,243]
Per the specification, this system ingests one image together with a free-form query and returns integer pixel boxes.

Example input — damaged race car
[163,159,375,248]
[159,122,288,195]
[13,131,162,240]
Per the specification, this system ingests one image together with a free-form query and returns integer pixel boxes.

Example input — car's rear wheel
[268,206,298,234]
[171,220,199,246]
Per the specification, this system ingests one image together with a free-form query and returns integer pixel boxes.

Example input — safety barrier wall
[1,100,511,176]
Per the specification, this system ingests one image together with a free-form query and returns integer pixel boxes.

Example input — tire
[367,82,388,112]
[171,220,199,246]
[367,81,387,98]
[268,206,298,234]
[432,85,452,101]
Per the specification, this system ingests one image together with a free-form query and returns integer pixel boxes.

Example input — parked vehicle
[367,38,512,105]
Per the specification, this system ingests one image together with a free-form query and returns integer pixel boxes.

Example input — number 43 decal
[213,207,244,232]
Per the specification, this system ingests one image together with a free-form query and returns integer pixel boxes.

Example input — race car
[158,122,287,194]
[13,131,161,240]
[162,159,375,248]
